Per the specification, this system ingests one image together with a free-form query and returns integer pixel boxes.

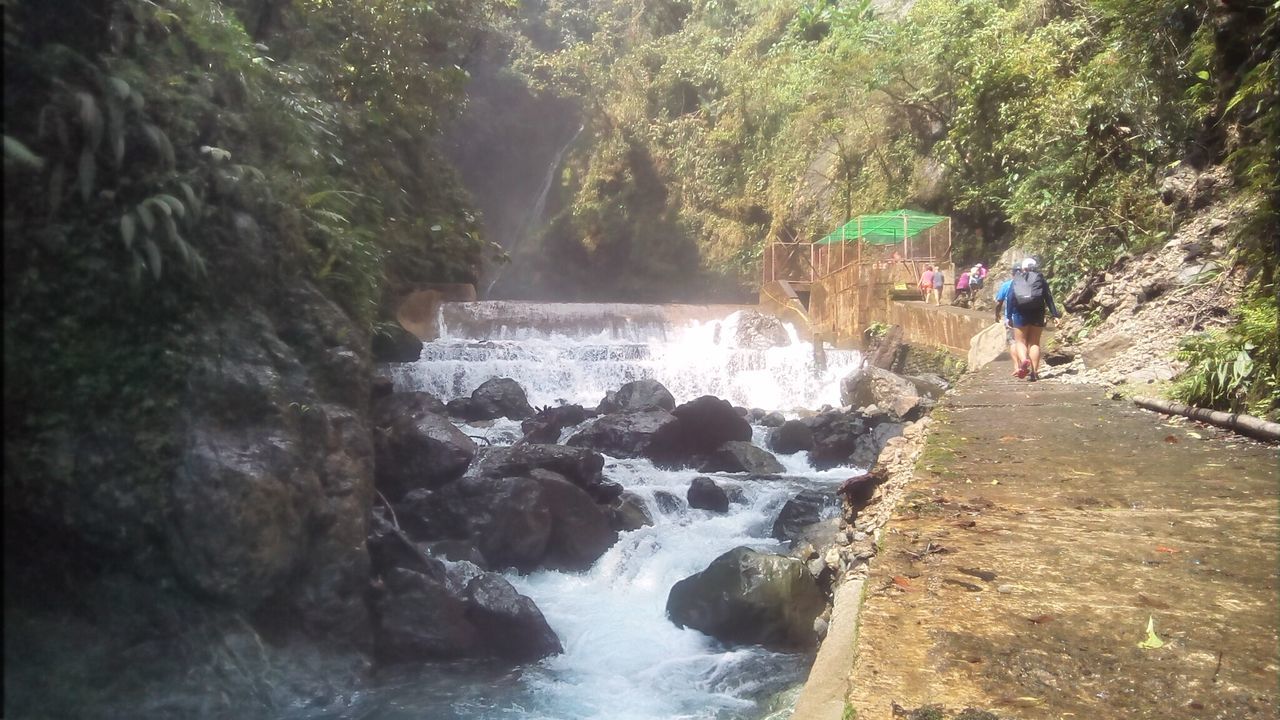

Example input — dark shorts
[1011,307,1047,328]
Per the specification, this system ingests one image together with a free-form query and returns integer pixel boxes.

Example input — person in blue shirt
[993,267,1023,376]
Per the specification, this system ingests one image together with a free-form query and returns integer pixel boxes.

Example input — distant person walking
[955,269,971,305]
[1007,257,1062,381]
[973,263,987,290]
[993,266,1023,376]
[918,265,934,301]
[930,266,944,305]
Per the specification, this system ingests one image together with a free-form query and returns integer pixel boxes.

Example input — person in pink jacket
[918,265,935,301]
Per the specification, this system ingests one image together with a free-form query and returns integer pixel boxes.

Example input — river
[337,303,864,719]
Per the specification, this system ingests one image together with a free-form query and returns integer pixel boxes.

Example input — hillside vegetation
[484,0,1276,414]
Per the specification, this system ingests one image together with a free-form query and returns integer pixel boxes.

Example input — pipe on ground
[1132,396,1280,442]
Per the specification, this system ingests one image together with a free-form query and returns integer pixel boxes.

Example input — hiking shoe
[1016,359,1030,378]
[1028,371,1039,382]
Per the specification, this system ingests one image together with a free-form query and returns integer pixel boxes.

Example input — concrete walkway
[840,363,1279,719]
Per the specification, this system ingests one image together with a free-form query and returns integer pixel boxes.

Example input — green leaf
[179,181,201,217]
[135,201,156,231]
[1195,70,1209,81]
[155,193,185,219]
[1233,351,1253,379]
[75,91,103,153]
[108,76,131,100]
[1137,616,1164,649]
[77,149,95,202]
[3,135,45,171]
[120,212,137,250]
[143,237,162,280]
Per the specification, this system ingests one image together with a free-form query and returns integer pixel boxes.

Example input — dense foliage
[2,0,514,555]
[492,0,1276,413]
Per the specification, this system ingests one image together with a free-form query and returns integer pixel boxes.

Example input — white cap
[1021,257,1038,270]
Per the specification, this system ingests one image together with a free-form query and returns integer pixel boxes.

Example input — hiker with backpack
[1006,257,1061,381]
[930,265,944,305]
[993,267,1025,376]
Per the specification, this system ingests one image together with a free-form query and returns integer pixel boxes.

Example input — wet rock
[695,441,785,474]
[421,540,487,567]
[370,375,395,400]
[733,310,790,349]
[520,404,594,444]
[649,395,753,466]
[768,420,814,454]
[748,408,767,422]
[654,490,685,514]
[373,391,447,424]
[760,411,786,428]
[442,559,486,596]
[592,480,625,504]
[366,507,444,575]
[464,574,563,662]
[599,379,676,413]
[666,547,825,650]
[687,477,730,513]
[840,366,929,421]
[473,444,605,492]
[168,426,319,608]
[904,373,949,398]
[609,491,654,531]
[373,409,476,499]
[771,490,831,542]
[445,398,474,420]
[370,323,424,363]
[468,377,535,421]
[839,470,888,521]
[446,471,617,572]
[567,409,680,459]
[394,488,462,541]
[848,422,905,469]
[374,568,477,663]
[806,410,868,470]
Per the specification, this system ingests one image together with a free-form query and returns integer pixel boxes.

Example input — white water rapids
[356,303,864,720]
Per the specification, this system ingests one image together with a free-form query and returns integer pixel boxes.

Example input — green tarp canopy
[816,209,947,245]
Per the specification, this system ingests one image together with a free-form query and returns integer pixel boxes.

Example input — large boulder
[805,410,867,470]
[599,379,676,413]
[695,441,785,475]
[771,490,833,542]
[687,477,730,513]
[567,409,680,459]
[168,426,318,608]
[520,404,594,444]
[847,422,905,468]
[446,471,617,572]
[472,444,606,491]
[468,377,535,421]
[373,391,446,423]
[370,323,424,363]
[464,574,563,662]
[839,469,888,521]
[967,322,1008,371]
[666,547,825,650]
[840,366,929,421]
[767,420,814,455]
[373,568,478,663]
[609,491,654,531]
[373,409,476,499]
[649,395,753,467]
[732,310,790,349]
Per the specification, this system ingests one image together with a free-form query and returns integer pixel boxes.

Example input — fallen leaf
[1155,545,1180,554]
[1027,614,1055,624]
[1186,431,1204,439]
[999,435,1019,442]
[991,479,999,485]
[1137,594,1171,609]
[1164,435,1179,444]
[892,576,915,591]
[1138,615,1165,649]
[960,567,997,582]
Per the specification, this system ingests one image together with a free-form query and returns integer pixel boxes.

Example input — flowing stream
[351,303,863,719]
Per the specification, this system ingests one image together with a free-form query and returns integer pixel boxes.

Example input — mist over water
[359,303,863,719]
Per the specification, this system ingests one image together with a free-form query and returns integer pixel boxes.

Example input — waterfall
[359,303,863,720]
[389,303,861,412]
[485,124,586,298]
